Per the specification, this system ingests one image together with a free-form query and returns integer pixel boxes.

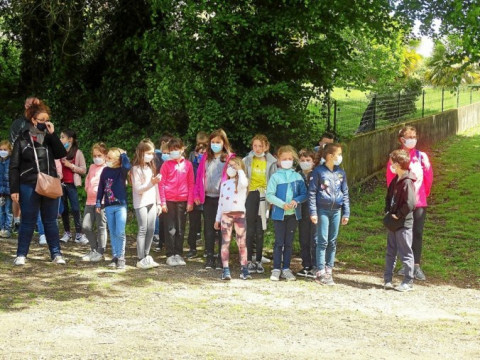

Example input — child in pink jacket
[386,126,433,281]
[159,137,194,267]
[81,143,108,262]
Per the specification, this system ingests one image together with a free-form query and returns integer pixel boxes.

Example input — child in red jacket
[159,138,194,267]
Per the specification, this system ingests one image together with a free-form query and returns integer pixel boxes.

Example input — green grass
[337,126,480,286]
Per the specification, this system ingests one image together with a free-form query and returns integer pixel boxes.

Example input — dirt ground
[1,238,479,360]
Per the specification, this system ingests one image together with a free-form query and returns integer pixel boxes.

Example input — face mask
[63,142,70,149]
[211,143,223,153]
[254,152,265,158]
[144,154,154,163]
[0,150,8,158]
[106,161,114,168]
[280,160,293,169]
[390,164,396,174]
[299,161,313,171]
[170,150,181,160]
[93,157,104,165]
[334,155,343,166]
[226,167,237,177]
[161,153,170,162]
[313,146,320,153]
[36,123,47,131]
[320,158,326,165]
[403,138,417,149]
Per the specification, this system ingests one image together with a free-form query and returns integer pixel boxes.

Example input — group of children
[2,124,432,291]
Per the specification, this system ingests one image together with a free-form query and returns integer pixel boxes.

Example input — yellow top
[249,157,267,191]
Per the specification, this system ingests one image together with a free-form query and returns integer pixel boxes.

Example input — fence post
[326,96,331,131]
[397,92,401,119]
[333,100,337,134]
[372,94,377,130]
[457,87,460,108]
[422,89,425,118]
[441,87,445,112]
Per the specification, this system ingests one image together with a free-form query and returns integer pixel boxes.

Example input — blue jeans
[316,208,341,271]
[273,215,298,270]
[61,183,81,233]
[0,196,13,231]
[37,212,45,235]
[17,183,61,259]
[104,205,127,259]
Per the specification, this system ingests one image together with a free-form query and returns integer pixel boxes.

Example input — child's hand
[162,205,168,213]
[186,204,193,212]
[62,158,73,169]
[341,217,349,225]
[214,221,220,230]
[156,205,162,216]
[310,216,318,224]
[283,203,291,210]
[95,207,101,214]
[194,199,201,206]
[289,200,297,209]
[391,214,398,220]
[151,174,161,185]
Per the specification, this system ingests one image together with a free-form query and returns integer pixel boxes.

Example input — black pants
[203,196,221,260]
[412,207,427,264]
[187,205,202,251]
[164,201,187,257]
[61,183,82,233]
[245,190,264,262]
[298,202,317,268]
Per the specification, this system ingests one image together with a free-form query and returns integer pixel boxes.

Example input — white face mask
[280,160,293,169]
[169,150,181,160]
[333,155,343,166]
[106,161,114,168]
[254,152,265,158]
[226,167,237,178]
[0,150,8,158]
[93,157,104,165]
[320,158,326,165]
[299,161,313,171]
[390,164,396,174]
[144,154,154,163]
[403,138,417,149]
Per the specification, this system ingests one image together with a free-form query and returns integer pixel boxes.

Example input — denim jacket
[266,168,307,221]
[0,157,10,195]
[308,164,350,218]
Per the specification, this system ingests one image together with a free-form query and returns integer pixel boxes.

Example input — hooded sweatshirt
[385,170,417,229]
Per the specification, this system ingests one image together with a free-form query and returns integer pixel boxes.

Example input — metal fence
[312,87,480,137]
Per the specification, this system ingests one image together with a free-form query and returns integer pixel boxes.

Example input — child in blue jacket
[266,145,307,282]
[0,140,12,238]
[309,143,350,285]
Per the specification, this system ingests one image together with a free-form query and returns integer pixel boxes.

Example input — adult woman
[9,101,67,265]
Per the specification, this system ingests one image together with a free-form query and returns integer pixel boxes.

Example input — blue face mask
[162,153,170,162]
[211,143,223,153]
[63,142,70,149]
[170,150,181,160]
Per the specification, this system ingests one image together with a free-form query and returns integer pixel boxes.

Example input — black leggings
[412,207,427,264]
[245,190,264,262]
[203,196,221,260]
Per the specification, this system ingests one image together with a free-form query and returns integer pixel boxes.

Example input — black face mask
[36,123,47,131]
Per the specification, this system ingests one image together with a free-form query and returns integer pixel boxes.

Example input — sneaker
[204,257,214,269]
[75,233,89,245]
[90,251,104,262]
[0,229,6,238]
[384,282,394,290]
[13,256,26,266]
[414,266,426,281]
[397,264,405,276]
[153,244,163,252]
[247,261,257,273]
[60,232,71,243]
[281,269,297,281]
[395,282,413,292]
[116,258,126,269]
[13,221,20,233]
[81,250,96,261]
[107,257,118,268]
[186,249,197,259]
[147,255,160,268]
[261,256,271,264]
[52,255,66,265]
[215,258,223,270]
[39,234,47,245]
[240,266,252,280]
[175,255,186,266]
[270,269,281,281]
[297,267,312,278]
[314,272,332,285]
[166,255,178,266]
[152,234,160,244]
[222,267,232,280]
[256,262,265,274]
[137,257,153,269]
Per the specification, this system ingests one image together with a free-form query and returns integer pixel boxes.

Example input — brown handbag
[31,136,63,199]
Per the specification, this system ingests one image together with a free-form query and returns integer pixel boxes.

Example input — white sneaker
[90,251,104,262]
[166,255,178,266]
[147,255,160,268]
[270,269,281,281]
[81,250,96,261]
[261,256,271,264]
[39,234,47,245]
[75,233,89,245]
[60,232,71,243]
[136,257,153,269]
[280,268,297,281]
[13,256,26,266]
[0,229,6,238]
[52,255,66,265]
[175,255,186,266]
